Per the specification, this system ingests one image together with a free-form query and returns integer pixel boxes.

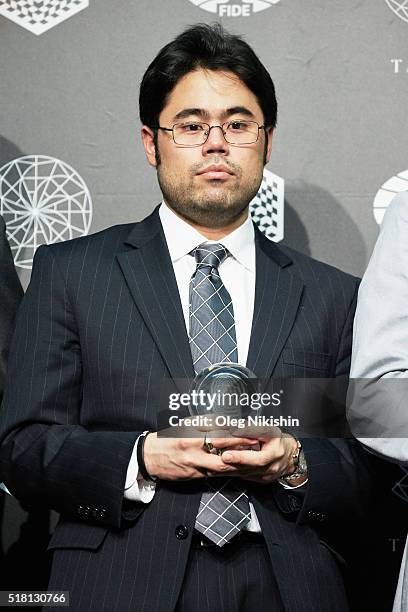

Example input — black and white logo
[250,169,284,242]
[0,155,93,269]
[187,0,281,18]
[0,0,89,35]
[373,169,408,225]
[385,0,408,24]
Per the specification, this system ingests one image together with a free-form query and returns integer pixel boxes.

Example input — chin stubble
[157,157,263,228]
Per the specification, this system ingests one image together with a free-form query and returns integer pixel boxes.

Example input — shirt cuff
[124,433,157,503]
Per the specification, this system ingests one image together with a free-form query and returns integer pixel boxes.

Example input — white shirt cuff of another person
[124,434,156,502]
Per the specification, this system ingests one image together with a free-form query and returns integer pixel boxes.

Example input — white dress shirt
[124,201,302,528]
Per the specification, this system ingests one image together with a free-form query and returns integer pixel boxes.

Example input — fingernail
[223,453,233,462]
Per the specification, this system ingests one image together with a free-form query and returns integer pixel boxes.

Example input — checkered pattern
[0,0,83,24]
[0,0,88,34]
[189,244,238,372]
[249,169,284,242]
[189,243,251,546]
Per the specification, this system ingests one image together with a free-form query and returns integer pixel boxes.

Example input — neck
[166,206,248,240]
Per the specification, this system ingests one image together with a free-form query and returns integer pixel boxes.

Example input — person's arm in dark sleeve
[0,216,23,404]
[0,244,143,528]
[273,280,381,529]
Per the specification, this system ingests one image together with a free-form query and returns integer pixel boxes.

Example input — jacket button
[175,525,189,540]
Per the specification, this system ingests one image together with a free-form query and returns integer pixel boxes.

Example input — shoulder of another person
[384,191,408,225]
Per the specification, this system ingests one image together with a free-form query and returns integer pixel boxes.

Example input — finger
[220,448,275,466]
[198,453,242,473]
[210,437,260,448]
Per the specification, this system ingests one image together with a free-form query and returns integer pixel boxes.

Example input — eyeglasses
[155,120,265,146]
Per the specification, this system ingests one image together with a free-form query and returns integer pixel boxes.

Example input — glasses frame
[154,120,266,147]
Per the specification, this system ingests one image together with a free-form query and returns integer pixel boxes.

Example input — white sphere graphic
[384,0,408,23]
[188,0,280,14]
[373,169,408,225]
[0,155,93,269]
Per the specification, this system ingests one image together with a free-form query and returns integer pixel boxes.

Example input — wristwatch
[281,439,308,481]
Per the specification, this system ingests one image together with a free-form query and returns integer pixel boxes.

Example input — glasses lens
[224,120,259,144]
[173,122,208,145]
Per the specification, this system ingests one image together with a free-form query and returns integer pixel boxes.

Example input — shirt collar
[159,201,255,273]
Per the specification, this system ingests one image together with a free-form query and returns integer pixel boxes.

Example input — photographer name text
[168,414,300,429]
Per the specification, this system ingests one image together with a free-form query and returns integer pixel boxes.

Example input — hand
[143,431,259,481]
[208,431,302,484]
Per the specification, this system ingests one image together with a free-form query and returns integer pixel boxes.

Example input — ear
[264,127,273,164]
[141,125,157,167]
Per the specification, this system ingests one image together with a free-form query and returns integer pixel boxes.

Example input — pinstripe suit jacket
[0,206,376,611]
[0,215,23,404]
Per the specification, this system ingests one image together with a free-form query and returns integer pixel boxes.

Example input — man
[349,190,408,611]
[0,215,23,404]
[0,24,377,611]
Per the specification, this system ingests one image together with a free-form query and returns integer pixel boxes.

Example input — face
[141,68,273,229]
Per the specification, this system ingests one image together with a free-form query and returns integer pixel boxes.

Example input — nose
[201,125,229,156]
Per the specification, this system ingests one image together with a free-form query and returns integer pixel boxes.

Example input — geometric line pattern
[195,478,251,546]
[384,0,408,24]
[250,168,285,242]
[189,244,237,373]
[372,169,408,226]
[393,466,408,503]
[0,155,92,269]
[189,243,250,546]
[0,0,89,35]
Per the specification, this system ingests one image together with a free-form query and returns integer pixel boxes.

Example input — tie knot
[193,243,229,270]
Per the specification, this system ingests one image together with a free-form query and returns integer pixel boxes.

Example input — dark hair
[139,23,277,129]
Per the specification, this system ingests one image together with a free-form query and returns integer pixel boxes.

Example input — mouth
[196,165,235,180]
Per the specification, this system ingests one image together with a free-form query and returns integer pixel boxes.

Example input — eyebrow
[173,106,256,122]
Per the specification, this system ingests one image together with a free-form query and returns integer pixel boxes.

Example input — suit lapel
[117,207,194,384]
[117,209,304,384]
[246,228,304,379]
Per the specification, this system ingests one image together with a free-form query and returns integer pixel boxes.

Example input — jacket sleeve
[348,192,408,463]
[0,216,23,403]
[0,244,142,529]
[273,280,383,533]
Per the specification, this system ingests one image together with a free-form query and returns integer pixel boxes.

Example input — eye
[179,123,205,132]
[229,121,249,130]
